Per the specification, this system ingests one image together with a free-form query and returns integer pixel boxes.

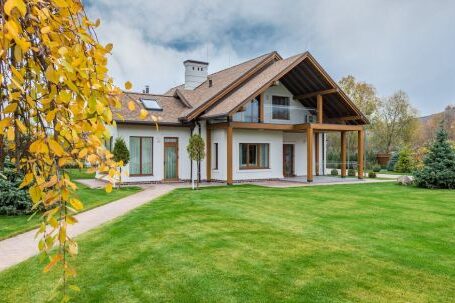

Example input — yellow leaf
[48,216,59,228]
[19,173,33,188]
[69,198,84,210]
[16,119,27,133]
[128,100,136,111]
[124,81,132,90]
[4,0,27,17]
[7,127,14,141]
[105,183,113,193]
[4,103,17,113]
[53,0,68,8]
[105,43,113,52]
[139,109,148,119]
[29,186,41,203]
[78,148,87,158]
[41,26,51,34]
[43,254,63,273]
[49,139,64,156]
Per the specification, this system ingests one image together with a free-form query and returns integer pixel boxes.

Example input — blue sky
[86,0,455,116]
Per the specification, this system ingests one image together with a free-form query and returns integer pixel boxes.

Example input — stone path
[0,184,176,272]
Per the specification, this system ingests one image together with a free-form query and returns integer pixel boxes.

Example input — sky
[85,0,455,116]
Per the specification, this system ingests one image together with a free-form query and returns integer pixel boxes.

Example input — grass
[0,183,454,302]
[0,183,141,240]
[65,168,96,179]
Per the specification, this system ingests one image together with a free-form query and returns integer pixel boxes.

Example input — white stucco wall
[262,82,315,124]
[283,132,325,176]
[210,128,227,181]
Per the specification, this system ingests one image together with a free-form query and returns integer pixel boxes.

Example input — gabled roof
[115,51,368,126]
[113,92,189,125]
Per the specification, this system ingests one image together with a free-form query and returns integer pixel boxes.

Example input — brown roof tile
[113,92,188,124]
[201,53,305,118]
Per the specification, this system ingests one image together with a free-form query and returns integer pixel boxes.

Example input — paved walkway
[0,184,176,272]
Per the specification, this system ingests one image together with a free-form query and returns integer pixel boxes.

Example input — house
[106,51,368,184]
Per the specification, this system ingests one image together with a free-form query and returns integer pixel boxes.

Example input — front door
[283,144,294,177]
[164,137,178,180]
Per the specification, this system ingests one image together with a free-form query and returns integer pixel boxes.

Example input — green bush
[368,171,377,178]
[348,168,356,177]
[414,127,455,189]
[330,169,338,176]
[387,153,399,171]
[0,163,33,215]
[394,148,414,173]
[372,164,381,172]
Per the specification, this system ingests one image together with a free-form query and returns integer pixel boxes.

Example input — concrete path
[0,184,176,272]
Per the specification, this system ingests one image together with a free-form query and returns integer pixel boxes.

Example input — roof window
[141,99,162,111]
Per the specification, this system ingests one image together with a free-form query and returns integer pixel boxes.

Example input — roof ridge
[208,51,278,77]
[124,91,176,97]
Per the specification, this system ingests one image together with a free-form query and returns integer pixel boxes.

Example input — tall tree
[371,91,418,153]
[0,0,144,300]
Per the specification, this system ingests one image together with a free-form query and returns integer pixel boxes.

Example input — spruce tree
[112,138,130,187]
[394,148,414,173]
[414,127,455,189]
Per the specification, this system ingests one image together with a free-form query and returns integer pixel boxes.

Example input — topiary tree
[187,134,205,189]
[414,127,455,189]
[112,138,130,187]
[386,152,399,171]
[394,148,414,173]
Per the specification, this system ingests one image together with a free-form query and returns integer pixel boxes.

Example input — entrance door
[164,137,178,180]
[283,144,294,177]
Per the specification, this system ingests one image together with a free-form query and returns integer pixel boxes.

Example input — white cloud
[87,0,455,114]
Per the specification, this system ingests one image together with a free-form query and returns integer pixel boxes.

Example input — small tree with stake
[112,138,130,187]
[414,126,455,189]
[187,134,205,189]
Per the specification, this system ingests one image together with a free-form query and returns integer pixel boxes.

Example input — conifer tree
[112,138,130,186]
[414,127,455,189]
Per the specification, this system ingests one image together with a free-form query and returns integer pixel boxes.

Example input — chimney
[183,60,209,90]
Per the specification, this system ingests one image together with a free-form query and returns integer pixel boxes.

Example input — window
[239,143,269,169]
[129,137,153,175]
[141,99,162,111]
[104,136,113,152]
[233,97,259,122]
[213,143,218,170]
[272,96,290,120]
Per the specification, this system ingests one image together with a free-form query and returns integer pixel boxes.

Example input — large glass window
[129,136,153,175]
[239,143,269,169]
[272,96,290,120]
[234,97,259,122]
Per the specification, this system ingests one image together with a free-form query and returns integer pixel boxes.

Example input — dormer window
[141,98,162,111]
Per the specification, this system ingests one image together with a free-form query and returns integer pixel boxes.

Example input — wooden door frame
[283,144,295,177]
[163,137,179,181]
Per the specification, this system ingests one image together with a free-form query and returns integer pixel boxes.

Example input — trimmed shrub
[368,171,377,178]
[372,164,381,172]
[414,127,455,189]
[348,168,356,177]
[330,169,338,176]
[394,148,414,173]
[0,162,32,215]
[386,153,399,171]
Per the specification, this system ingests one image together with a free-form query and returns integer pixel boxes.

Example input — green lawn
[1,183,454,302]
[0,183,141,240]
[65,168,96,179]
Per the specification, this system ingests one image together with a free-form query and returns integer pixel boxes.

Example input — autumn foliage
[0,0,134,299]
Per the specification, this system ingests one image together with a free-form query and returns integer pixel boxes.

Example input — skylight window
[141,99,162,111]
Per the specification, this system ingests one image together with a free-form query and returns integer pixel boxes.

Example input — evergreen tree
[112,138,130,187]
[394,148,414,173]
[187,134,205,189]
[414,127,455,189]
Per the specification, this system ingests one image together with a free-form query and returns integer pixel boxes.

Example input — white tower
[183,60,209,90]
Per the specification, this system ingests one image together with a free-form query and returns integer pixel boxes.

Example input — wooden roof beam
[295,88,339,100]
[326,115,362,123]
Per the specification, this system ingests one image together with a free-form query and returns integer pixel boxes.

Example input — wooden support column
[307,127,313,182]
[341,131,347,178]
[315,132,320,176]
[317,94,323,123]
[258,93,264,123]
[227,126,233,185]
[357,129,365,179]
[206,127,211,182]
